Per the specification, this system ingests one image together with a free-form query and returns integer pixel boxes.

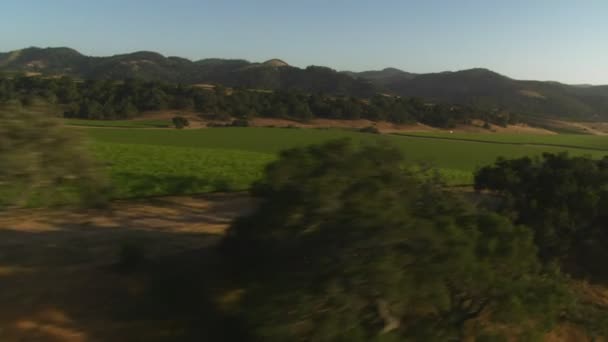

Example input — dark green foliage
[0,74,514,128]
[376,68,608,121]
[230,118,249,127]
[224,139,570,341]
[172,116,189,129]
[3,48,608,120]
[0,47,375,96]
[475,153,608,266]
[359,125,380,134]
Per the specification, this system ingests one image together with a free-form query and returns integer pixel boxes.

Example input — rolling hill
[2,47,608,120]
[0,47,375,96]
[371,68,608,119]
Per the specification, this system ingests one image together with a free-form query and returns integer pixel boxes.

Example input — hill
[365,68,608,120]
[2,47,608,119]
[0,47,375,96]
[343,67,417,86]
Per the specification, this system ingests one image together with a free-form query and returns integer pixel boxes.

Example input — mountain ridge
[2,47,608,120]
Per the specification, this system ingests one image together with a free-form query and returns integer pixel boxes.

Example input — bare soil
[0,193,254,342]
[137,110,558,134]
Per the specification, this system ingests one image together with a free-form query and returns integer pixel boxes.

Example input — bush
[172,116,190,129]
[475,153,608,265]
[358,125,380,134]
[230,119,250,127]
[0,105,108,208]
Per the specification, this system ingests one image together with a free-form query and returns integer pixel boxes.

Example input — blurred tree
[224,139,570,341]
[0,104,108,208]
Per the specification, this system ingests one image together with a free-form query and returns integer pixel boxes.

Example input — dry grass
[134,110,560,134]
[247,117,557,134]
[519,89,547,99]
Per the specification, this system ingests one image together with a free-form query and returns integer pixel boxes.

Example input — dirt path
[0,193,254,342]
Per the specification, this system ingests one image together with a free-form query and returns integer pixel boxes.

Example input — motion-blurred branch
[0,101,108,209]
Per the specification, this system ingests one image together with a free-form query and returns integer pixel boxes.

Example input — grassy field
[396,132,608,150]
[80,127,608,199]
[65,118,172,128]
[93,143,273,198]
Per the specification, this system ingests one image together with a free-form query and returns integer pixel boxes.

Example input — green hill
[368,68,608,120]
[2,47,608,119]
[0,47,375,96]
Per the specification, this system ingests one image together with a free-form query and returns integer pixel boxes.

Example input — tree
[224,139,569,341]
[0,104,108,208]
[475,153,608,265]
[172,116,190,129]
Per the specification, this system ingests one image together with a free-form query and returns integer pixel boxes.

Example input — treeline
[0,74,518,128]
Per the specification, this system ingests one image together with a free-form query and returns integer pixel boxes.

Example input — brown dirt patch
[566,121,608,135]
[248,117,556,134]
[536,119,608,135]
[0,193,254,342]
[135,111,558,134]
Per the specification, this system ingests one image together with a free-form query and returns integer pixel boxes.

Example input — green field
[93,143,273,198]
[396,132,608,151]
[81,127,608,199]
[65,118,171,128]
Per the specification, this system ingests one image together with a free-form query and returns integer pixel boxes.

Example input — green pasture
[81,127,608,199]
[65,118,171,128]
[93,143,273,198]
[396,132,608,151]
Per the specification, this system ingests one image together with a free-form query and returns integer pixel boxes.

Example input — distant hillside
[348,67,608,120]
[0,47,375,97]
[377,69,608,120]
[2,47,608,119]
[343,67,417,87]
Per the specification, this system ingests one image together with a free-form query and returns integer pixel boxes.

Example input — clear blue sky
[2,0,607,84]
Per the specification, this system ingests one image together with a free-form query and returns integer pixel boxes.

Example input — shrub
[358,125,380,134]
[231,119,250,127]
[0,105,108,208]
[475,153,608,265]
[172,116,190,129]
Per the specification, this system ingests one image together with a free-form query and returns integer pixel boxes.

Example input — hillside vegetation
[2,47,608,120]
[0,47,375,96]
[0,74,517,128]
[376,68,608,120]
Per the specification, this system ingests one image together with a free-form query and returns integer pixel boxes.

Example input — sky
[1,0,607,84]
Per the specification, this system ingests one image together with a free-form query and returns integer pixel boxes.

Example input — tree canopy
[224,140,569,341]
[475,153,608,270]
[0,74,517,128]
